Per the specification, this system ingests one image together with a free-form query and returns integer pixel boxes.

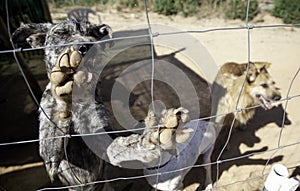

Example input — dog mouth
[256,95,273,110]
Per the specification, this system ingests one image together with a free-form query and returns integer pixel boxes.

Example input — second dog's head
[12,19,112,75]
[247,62,282,110]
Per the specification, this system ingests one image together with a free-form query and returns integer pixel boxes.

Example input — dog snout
[273,95,281,101]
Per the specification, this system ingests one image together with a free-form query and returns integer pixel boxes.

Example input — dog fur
[212,61,281,129]
[13,19,112,190]
[107,107,219,191]
[13,19,282,191]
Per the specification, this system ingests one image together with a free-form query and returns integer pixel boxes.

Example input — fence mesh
[1,0,300,191]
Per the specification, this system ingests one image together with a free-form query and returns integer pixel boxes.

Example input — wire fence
[1,0,300,190]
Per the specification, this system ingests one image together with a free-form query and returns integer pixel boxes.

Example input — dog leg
[39,88,71,181]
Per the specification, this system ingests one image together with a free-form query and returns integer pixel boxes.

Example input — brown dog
[212,61,281,129]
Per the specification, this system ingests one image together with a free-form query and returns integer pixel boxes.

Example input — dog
[13,19,113,190]
[211,61,282,129]
[107,107,219,191]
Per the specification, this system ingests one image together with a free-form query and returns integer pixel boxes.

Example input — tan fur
[49,47,85,119]
[212,61,281,129]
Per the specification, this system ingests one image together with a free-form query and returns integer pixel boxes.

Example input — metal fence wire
[1,0,300,190]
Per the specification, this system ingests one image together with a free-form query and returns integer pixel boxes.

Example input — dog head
[12,19,112,74]
[248,62,281,110]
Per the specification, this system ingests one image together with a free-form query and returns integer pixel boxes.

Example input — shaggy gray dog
[13,19,112,190]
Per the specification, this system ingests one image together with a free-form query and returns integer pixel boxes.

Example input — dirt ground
[0,5,300,191]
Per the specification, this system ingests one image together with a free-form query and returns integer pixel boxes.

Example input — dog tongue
[260,97,273,110]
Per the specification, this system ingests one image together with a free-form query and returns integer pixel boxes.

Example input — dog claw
[70,51,82,68]
[58,52,70,68]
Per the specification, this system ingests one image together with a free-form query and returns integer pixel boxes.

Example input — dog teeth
[259,96,273,110]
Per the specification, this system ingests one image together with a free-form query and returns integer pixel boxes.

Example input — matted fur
[212,61,281,129]
[13,19,112,190]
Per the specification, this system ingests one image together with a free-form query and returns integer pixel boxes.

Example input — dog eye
[261,83,269,88]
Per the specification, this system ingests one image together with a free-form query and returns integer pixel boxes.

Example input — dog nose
[26,37,33,44]
[78,45,88,55]
[273,95,281,101]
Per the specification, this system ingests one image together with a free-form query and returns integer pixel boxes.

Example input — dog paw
[160,107,192,145]
[50,48,83,97]
[143,107,193,150]
[49,48,84,119]
[50,48,81,84]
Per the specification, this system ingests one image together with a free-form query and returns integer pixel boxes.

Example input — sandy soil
[1,6,300,191]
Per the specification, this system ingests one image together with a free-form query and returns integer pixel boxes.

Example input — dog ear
[88,24,113,40]
[246,62,258,83]
[254,62,271,73]
[12,23,53,48]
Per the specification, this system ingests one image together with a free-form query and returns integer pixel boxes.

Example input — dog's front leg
[39,86,71,181]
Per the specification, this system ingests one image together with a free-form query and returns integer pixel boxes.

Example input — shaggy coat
[13,19,112,190]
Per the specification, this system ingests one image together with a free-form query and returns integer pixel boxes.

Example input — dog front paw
[160,107,192,146]
[49,48,83,119]
[50,48,82,97]
[145,107,193,149]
